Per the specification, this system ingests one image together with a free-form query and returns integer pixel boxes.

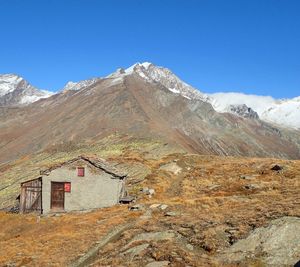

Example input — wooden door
[51,182,65,210]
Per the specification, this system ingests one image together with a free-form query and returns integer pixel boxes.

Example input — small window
[64,182,71,192]
[77,167,85,177]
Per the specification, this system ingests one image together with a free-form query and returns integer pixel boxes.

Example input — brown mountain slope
[0,73,300,163]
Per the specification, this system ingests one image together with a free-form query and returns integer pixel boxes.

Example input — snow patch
[169,88,180,94]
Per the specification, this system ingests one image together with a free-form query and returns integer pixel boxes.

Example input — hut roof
[40,156,127,178]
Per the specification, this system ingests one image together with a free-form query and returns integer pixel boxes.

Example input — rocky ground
[0,137,300,266]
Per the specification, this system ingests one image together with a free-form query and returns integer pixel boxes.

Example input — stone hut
[19,156,127,214]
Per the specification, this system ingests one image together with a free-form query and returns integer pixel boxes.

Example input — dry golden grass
[0,206,139,267]
[1,143,300,266]
[91,153,300,266]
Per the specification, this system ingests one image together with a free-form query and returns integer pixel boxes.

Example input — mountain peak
[125,62,153,73]
[129,62,209,101]
[0,73,53,106]
[106,62,208,101]
[0,73,24,97]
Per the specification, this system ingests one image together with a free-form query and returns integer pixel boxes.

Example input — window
[77,167,85,177]
[64,182,71,192]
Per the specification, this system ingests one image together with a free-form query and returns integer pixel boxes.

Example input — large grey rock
[220,216,300,266]
[123,243,149,258]
[228,104,259,119]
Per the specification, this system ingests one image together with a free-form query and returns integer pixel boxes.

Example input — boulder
[160,204,168,210]
[148,189,155,195]
[142,188,155,196]
[220,216,300,266]
[142,187,149,193]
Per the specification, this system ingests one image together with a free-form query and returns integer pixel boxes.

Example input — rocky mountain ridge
[2,62,299,130]
[228,104,259,119]
[62,77,102,92]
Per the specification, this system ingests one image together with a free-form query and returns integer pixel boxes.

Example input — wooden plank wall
[20,178,42,214]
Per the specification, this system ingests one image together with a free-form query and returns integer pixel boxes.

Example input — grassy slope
[0,135,300,266]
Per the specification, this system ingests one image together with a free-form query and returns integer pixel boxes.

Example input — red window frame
[77,167,85,177]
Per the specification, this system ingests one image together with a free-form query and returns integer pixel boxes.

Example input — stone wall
[42,163,124,214]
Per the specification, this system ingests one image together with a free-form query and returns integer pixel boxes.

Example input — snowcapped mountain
[105,62,300,130]
[1,62,300,162]
[0,74,53,106]
[62,77,101,92]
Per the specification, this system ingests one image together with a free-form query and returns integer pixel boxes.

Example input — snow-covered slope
[209,93,300,129]
[209,93,275,115]
[261,96,300,129]
[0,74,53,106]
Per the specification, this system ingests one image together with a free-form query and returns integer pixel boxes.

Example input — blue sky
[0,0,299,98]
